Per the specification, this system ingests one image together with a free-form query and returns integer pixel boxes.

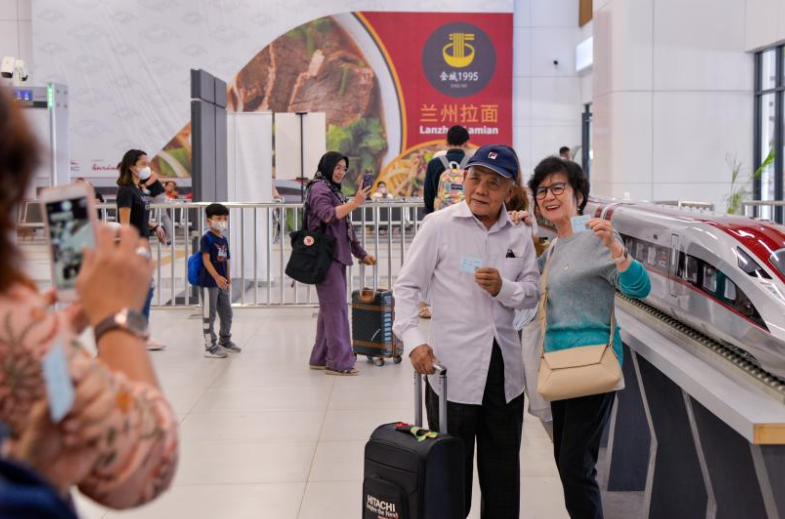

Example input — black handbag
[285,202,336,285]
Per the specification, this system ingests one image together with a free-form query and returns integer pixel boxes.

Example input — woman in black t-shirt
[139,169,173,245]
[117,149,167,351]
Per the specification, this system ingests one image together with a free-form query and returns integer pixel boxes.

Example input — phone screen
[363,173,374,189]
[45,196,94,291]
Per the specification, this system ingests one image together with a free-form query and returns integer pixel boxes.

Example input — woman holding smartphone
[0,92,178,511]
[525,157,650,519]
[305,151,375,376]
[116,149,167,351]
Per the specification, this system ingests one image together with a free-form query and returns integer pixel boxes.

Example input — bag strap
[537,239,618,358]
[438,154,451,171]
[458,154,470,169]
[302,188,328,234]
[538,240,557,357]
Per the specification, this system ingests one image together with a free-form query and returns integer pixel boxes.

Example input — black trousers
[426,343,524,519]
[551,391,616,519]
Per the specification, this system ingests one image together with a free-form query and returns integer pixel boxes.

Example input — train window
[771,249,785,279]
[724,279,737,301]
[736,248,772,279]
[734,288,767,330]
[647,247,657,266]
[657,249,669,271]
[684,256,699,283]
[635,242,646,262]
[702,266,717,292]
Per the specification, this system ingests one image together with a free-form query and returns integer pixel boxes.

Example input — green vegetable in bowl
[327,117,387,191]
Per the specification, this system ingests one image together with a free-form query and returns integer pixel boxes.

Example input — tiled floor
[73,307,570,519]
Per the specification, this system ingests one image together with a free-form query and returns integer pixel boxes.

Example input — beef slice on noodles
[289,50,375,127]
[229,46,272,112]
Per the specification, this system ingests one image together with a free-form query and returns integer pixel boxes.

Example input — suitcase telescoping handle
[414,364,448,434]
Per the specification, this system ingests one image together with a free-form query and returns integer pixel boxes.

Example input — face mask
[137,166,152,180]
[210,220,227,231]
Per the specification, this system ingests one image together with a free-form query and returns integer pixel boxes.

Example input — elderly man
[393,145,540,519]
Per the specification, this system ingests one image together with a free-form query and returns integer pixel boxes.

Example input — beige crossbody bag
[536,242,622,401]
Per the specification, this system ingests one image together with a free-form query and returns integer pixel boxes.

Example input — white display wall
[513,0,584,182]
[591,0,753,212]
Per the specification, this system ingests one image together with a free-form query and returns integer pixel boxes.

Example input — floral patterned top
[0,284,178,509]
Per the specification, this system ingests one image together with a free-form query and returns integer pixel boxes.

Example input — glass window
[736,247,772,279]
[685,256,699,283]
[656,249,669,271]
[724,279,737,301]
[755,47,783,224]
[760,92,776,221]
[702,265,718,292]
[647,246,657,266]
[762,49,777,90]
[771,248,785,278]
[734,288,767,330]
[635,242,646,262]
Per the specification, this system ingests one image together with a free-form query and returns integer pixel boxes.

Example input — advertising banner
[33,4,512,196]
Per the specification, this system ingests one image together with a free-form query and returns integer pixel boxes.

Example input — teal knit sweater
[539,231,651,363]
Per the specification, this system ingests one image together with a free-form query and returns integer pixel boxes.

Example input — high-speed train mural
[540,198,785,379]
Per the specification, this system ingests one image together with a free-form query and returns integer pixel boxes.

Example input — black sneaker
[220,341,242,353]
[204,345,228,358]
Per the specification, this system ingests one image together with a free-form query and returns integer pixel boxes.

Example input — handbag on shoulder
[285,201,336,285]
[536,242,622,401]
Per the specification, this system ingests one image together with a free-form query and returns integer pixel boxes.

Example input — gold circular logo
[443,33,475,68]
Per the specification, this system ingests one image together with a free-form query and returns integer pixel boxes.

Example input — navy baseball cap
[465,145,519,182]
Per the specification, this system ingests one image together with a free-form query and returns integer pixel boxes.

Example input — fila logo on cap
[488,152,498,159]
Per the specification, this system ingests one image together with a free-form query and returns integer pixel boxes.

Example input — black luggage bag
[351,288,403,366]
[362,366,464,519]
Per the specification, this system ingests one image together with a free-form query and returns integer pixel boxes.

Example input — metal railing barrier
[88,199,427,308]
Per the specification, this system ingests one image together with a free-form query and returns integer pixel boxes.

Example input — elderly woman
[528,157,650,519]
[0,92,178,510]
[306,152,375,376]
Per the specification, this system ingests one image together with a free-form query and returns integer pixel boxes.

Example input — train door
[669,234,680,297]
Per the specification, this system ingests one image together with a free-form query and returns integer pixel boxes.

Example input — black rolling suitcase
[362,366,464,519]
[351,287,403,366]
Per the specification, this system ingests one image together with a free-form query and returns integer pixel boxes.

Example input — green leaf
[358,118,386,154]
[339,65,350,96]
[326,124,353,154]
[753,148,775,180]
[312,17,332,32]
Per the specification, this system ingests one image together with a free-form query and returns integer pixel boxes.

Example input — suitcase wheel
[393,356,403,364]
[373,357,385,367]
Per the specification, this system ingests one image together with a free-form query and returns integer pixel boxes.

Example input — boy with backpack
[190,203,240,358]
[423,125,472,214]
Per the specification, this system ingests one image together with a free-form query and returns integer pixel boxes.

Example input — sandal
[325,367,360,376]
[309,364,326,370]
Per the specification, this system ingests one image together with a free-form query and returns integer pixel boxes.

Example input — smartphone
[363,173,374,190]
[40,183,98,301]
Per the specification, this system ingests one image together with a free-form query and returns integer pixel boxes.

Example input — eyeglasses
[535,182,567,200]
[334,166,348,172]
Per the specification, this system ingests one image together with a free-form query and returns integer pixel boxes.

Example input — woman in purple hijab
[306,152,375,376]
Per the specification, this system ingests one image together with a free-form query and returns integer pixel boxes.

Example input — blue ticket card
[42,338,75,423]
[571,215,592,233]
[460,256,483,273]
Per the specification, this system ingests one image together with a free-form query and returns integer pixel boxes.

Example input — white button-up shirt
[393,202,540,405]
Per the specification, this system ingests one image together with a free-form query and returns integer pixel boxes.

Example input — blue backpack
[188,251,204,286]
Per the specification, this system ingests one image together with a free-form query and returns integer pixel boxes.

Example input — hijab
[307,151,349,203]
